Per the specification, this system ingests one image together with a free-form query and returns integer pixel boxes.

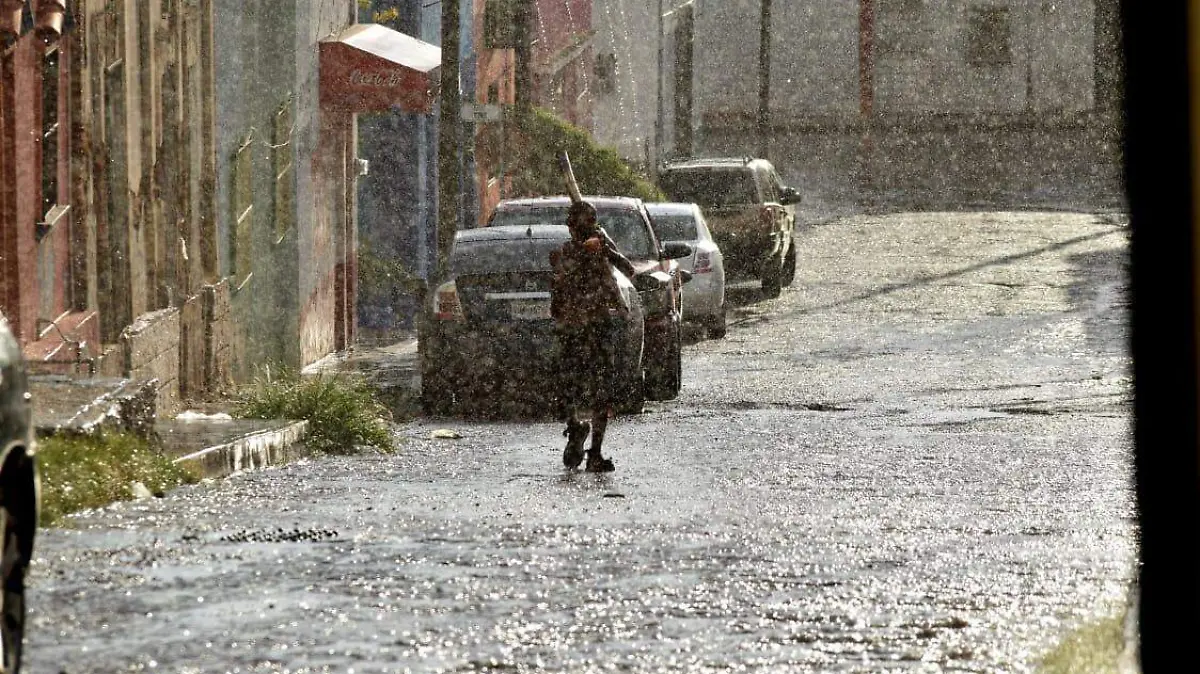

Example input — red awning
[319,24,440,114]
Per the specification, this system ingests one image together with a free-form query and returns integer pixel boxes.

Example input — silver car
[646,202,727,338]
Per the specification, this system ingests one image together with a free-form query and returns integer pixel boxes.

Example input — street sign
[461,102,504,123]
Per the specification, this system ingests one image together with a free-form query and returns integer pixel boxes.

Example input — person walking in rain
[550,200,637,472]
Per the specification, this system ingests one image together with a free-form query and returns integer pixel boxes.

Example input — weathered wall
[203,279,233,394]
[296,0,355,366]
[1,34,50,343]
[214,0,303,379]
[691,0,1104,134]
[211,0,356,376]
[874,0,1096,115]
[592,0,658,164]
[178,291,205,400]
[8,0,223,400]
[121,307,180,415]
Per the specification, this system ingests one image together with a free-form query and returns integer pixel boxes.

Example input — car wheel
[761,252,783,299]
[706,307,728,339]
[420,365,455,416]
[0,452,35,674]
[782,242,797,287]
[646,323,682,400]
[615,364,645,415]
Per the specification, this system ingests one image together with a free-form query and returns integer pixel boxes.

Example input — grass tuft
[37,431,198,526]
[233,369,396,455]
[1039,614,1128,674]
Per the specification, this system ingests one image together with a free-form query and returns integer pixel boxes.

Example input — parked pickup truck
[657,157,799,297]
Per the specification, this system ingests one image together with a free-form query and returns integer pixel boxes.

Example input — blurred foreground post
[437,0,462,282]
[1123,0,1200,670]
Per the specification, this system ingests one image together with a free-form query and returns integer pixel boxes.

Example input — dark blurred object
[1122,1,1200,671]
[0,317,38,673]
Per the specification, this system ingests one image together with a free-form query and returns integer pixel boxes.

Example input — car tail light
[694,250,713,273]
[434,281,464,321]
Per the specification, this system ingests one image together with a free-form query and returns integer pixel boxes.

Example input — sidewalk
[301,331,422,417]
[30,332,421,479]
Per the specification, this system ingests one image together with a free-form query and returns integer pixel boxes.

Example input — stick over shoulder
[558,151,583,204]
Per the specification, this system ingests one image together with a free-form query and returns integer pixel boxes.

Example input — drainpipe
[459,0,477,228]
[437,0,461,284]
[655,0,664,176]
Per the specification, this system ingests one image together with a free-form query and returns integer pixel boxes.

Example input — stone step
[30,376,157,438]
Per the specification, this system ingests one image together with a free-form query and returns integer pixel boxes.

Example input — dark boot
[584,409,614,472]
[585,448,615,473]
[562,419,589,469]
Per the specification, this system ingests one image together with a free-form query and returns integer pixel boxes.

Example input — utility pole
[655,0,664,175]
[757,0,772,158]
[437,0,461,282]
[858,0,874,188]
[514,0,532,117]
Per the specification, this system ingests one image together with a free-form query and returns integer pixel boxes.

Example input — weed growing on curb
[37,432,199,526]
[233,369,396,455]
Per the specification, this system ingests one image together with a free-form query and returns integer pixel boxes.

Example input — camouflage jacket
[549,229,637,327]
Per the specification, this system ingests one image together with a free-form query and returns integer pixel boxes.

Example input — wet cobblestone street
[25,210,1134,673]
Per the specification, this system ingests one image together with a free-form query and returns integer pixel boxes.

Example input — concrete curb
[170,420,310,479]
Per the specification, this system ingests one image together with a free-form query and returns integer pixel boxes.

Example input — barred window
[272,98,295,244]
[42,47,60,221]
[594,53,617,95]
[231,137,254,280]
[966,6,1013,66]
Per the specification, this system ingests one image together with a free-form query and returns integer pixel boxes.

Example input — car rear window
[451,237,566,276]
[489,206,657,259]
[659,168,758,207]
[650,214,698,242]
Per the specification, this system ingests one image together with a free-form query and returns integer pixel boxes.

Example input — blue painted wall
[356,0,439,331]
[356,0,478,332]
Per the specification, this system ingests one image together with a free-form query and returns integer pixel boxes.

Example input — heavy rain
[0,0,1140,673]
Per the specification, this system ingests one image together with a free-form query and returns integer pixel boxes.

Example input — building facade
[214,0,360,378]
[216,1,439,371]
[472,0,515,224]
[688,0,1121,140]
[356,0,513,337]
[1,0,87,365]
[2,1,439,412]
[355,0,445,338]
[591,0,693,169]
[532,0,593,130]
[1,0,223,412]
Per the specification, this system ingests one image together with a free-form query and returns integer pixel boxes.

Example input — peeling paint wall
[121,307,181,414]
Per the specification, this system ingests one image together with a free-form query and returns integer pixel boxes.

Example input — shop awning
[319,23,440,114]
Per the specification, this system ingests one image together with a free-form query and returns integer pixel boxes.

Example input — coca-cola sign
[348,69,405,88]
